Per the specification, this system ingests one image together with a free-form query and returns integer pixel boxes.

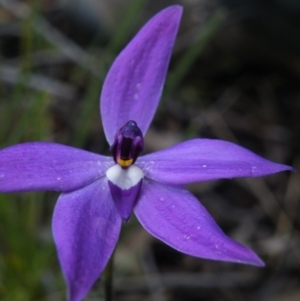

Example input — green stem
[104,253,115,301]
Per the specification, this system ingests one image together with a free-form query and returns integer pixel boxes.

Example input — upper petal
[134,179,264,266]
[0,142,114,192]
[137,139,294,185]
[100,5,182,145]
[52,178,122,301]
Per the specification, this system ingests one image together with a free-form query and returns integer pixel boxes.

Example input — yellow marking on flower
[117,158,133,168]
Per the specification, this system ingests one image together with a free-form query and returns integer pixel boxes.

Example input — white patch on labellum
[106,164,144,190]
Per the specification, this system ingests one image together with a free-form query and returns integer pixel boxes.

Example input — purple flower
[0,5,293,301]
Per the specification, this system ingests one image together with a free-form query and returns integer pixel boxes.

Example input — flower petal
[100,5,182,145]
[0,142,113,192]
[52,178,122,301]
[134,179,264,266]
[137,139,294,185]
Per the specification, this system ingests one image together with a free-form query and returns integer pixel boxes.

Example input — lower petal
[52,178,122,301]
[134,179,264,266]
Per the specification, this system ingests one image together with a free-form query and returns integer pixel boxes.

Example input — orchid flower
[0,5,294,301]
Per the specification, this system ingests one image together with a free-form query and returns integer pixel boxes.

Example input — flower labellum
[0,5,294,301]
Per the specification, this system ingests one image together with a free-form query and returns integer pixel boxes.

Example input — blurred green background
[0,0,299,300]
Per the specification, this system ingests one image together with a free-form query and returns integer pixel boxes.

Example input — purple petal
[0,142,114,192]
[137,139,294,185]
[100,5,182,145]
[52,178,122,301]
[134,180,264,266]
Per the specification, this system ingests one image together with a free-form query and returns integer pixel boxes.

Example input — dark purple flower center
[110,120,144,168]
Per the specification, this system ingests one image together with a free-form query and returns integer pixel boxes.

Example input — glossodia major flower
[0,5,294,301]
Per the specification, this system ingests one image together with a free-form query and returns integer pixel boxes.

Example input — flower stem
[104,252,114,301]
